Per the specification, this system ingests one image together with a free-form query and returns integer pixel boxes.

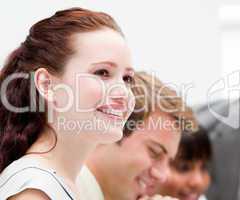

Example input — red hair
[0,7,122,172]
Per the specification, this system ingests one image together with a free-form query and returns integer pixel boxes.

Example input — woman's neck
[26,126,98,184]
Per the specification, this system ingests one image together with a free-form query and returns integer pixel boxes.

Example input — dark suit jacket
[195,99,240,200]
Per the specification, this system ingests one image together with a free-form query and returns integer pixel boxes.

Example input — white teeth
[138,179,147,189]
[100,108,123,117]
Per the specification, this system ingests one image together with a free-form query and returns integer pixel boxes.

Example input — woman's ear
[34,68,54,102]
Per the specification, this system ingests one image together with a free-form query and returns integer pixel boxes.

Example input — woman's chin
[94,128,123,144]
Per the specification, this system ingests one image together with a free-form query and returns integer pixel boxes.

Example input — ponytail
[0,47,47,172]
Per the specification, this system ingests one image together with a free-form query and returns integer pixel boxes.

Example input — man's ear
[34,68,54,102]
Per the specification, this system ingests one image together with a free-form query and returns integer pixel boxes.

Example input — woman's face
[52,28,135,143]
[157,159,211,200]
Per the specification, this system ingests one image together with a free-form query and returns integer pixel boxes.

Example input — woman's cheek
[78,76,104,109]
[202,172,211,192]
[165,172,183,192]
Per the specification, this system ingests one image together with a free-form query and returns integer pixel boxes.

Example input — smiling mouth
[138,178,147,190]
[135,176,156,200]
[96,107,124,120]
[179,192,199,200]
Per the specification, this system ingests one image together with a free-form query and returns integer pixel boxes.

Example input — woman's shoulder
[7,188,51,200]
[0,156,74,200]
[0,156,43,180]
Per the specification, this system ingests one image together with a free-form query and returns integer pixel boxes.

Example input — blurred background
[1,2,240,200]
[0,0,240,106]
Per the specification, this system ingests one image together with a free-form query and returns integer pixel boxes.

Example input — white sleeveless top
[77,166,104,200]
[0,156,77,200]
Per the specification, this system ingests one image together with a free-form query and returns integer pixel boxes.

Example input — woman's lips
[179,192,199,200]
[96,105,125,121]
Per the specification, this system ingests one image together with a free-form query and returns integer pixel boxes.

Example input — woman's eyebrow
[92,61,117,68]
[92,61,134,72]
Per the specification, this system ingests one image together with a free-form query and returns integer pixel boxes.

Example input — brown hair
[123,71,198,136]
[176,127,212,163]
[0,7,122,172]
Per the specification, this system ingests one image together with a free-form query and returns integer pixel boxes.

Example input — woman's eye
[123,75,134,84]
[175,162,192,173]
[94,69,110,77]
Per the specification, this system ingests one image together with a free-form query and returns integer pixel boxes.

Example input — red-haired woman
[0,7,135,199]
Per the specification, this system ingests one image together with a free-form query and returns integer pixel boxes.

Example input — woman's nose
[107,82,132,108]
[108,82,129,99]
[106,80,135,114]
[188,171,205,190]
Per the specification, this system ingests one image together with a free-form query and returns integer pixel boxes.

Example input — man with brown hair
[77,72,198,200]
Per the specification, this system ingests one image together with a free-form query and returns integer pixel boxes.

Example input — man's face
[94,111,181,200]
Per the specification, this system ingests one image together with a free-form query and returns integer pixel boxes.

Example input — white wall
[0,0,222,105]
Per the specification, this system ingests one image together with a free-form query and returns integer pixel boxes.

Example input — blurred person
[195,99,240,200]
[0,7,135,200]
[77,71,198,200]
[156,128,212,200]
